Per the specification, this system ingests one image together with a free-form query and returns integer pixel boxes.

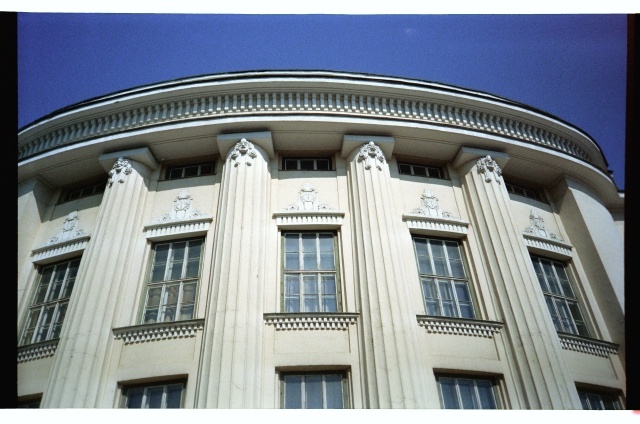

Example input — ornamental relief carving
[108,157,133,186]
[46,211,88,245]
[476,155,502,184]
[283,184,335,211]
[152,190,211,223]
[524,209,562,240]
[357,141,386,171]
[229,137,258,166]
[410,189,458,219]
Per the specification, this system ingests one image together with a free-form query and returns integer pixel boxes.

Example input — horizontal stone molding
[264,312,359,331]
[273,211,345,229]
[558,333,618,357]
[417,315,503,338]
[403,214,469,238]
[143,218,213,241]
[17,339,59,363]
[112,319,205,345]
[31,235,90,265]
[523,233,573,259]
[19,88,593,169]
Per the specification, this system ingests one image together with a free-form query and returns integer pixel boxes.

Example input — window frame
[397,161,446,179]
[530,255,589,337]
[577,388,623,410]
[281,231,342,313]
[61,180,107,203]
[20,257,81,346]
[436,374,501,409]
[164,162,215,180]
[280,371,349,409]
[505,181,546,202]
[281,157,333,171]
[412,235,476,319]
[140,237,205,325]
[120,380,186,409]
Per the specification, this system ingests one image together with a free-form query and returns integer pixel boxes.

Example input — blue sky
[17,12,628,190]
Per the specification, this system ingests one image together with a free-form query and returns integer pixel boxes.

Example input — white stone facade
[17,71,625,409]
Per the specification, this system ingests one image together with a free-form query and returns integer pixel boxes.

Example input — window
[412,236,475,318]
[437,375,499,409]
[20,258,80,346]
[282,372,347,409]
[16,396,42,408]
[165,162,215,180]
[505,182,543,202]
[578,389,622,410]
[142,238,204,324]
[398,162,444,179]
[122,381,184,408]
[62,181,107,202]
[282,232,339,313]
[282,157,332,171]
[531,255,589,336]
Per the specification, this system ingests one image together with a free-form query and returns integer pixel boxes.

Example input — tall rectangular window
[122,381,185,408]
[578,389,621,410]
[142,238,204,324]
[20,258,81,345]
[282,373,346,409]
[437,375,499,409]
[282,232,339,313]
[531,255,589,336]
[412,236,475,318]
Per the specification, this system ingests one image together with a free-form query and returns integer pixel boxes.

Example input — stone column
[196,132,272,408]
[453,147,581,409]
[42,148,157,407]
[343,137,428,408]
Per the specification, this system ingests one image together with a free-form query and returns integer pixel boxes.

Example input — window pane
[284,159,298,170]
[168,168,183,179]
[398,164,411,174]
[303,275,318,294]
[303,252,317,270]
[316,159,330,171]
[165,384,183,408]
[457,379,476,409]
[127,388,144,408]
[183,166,198,177]
[413,166,427,177]
[544,295,562,332]
[50,302,68,339]
[324,375,343,409]
[439,378,459,409]
[285,253,299,270]
[422,278,440,315]
[476,380,497,409]
[200,164,214,175]
[304,375,323,409]
[146,387,164,408]
[284,375,303,408]
[300,159,315,170]
[285,233,299,251]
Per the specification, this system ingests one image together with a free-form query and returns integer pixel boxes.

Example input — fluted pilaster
[196,134,271,408]
[42,149,157,407]
[454,147,581,409]
[346,140,428,408]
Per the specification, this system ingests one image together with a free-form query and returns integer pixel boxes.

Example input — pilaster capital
[341,134,395,161]
[98,147,158,184]
[452,147,509,174]
[216,131,274,160]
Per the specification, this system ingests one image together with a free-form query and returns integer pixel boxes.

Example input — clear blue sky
[17,13,628,190]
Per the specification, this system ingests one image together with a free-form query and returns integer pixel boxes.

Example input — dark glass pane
[304,375,323,409]
[283,159,298,170]
[300,160,315,170]
[200,164,214,175]
[168,168,183,179]
[413,166,427,177]
[146,387,163,408]
[324,375,344,409]
[457,379,476,409]
[126,388,144,408]
[184,166,199,177]
[439,378,459,409]
[284,375,303,408]
[476,380,497,409]
[166,384,183,408]
[316,159,330,171]
[398,164,411,175]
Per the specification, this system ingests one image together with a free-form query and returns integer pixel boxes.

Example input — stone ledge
[558,333,618,357]
[416,315,503,338]
[264,313,359,331]
[17,339,59,363]
[112,319,205,344]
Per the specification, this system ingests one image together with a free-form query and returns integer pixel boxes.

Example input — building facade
[17,71,625,409]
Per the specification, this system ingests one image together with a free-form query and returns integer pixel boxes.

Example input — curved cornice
[18,71,607,176]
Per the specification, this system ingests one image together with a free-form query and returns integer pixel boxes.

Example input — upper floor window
[578,389,622,410]
[62,181,107,203]
[282,157,332,171]
[141,238,204,324]
[20,258,81,345]
[398,162,445,179]
[121,381,185,408]
[282,232,340,313]
[531,255,589,337]
[282,372,347,409]
[437,375,500,409]
[412,236,475,319]
[505,182,544,202]
[165,162,215,180]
